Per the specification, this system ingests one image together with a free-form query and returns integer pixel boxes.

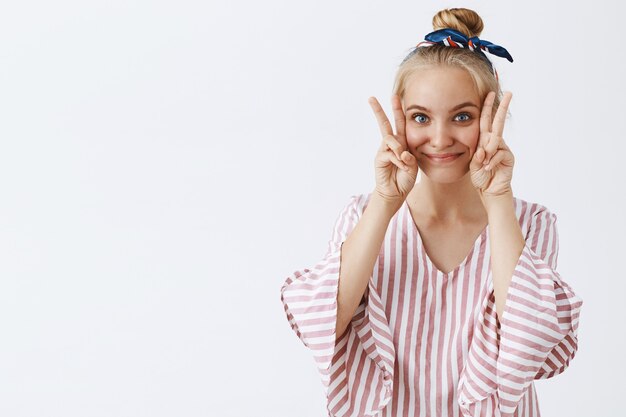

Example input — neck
[407,171,487,222]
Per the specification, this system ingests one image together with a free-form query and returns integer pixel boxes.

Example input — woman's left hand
[470,91,515,198]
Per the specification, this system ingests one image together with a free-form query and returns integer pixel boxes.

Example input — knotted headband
[402,28,514,79]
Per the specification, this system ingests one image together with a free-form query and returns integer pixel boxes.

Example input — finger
[484,149,507,171]
[484,135,502,163]
[401,150,418,173]
[369,96,394,139]
[484,138,511,165]
[382,135,407,162]
[479,91,496,148]
[391,94,408,149]
[378,149,410,171]
[491,91,512,139]
[470,146,487,172]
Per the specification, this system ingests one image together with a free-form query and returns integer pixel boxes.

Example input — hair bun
[432,7,484,38]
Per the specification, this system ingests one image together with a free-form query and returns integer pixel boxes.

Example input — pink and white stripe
[280,193,583,417]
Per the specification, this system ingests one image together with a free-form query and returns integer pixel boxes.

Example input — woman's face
[402,66,482,183]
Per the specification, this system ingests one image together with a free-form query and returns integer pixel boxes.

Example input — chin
[419,167,471,184]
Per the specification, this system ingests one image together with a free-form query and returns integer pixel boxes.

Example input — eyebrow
[405,102,479,112]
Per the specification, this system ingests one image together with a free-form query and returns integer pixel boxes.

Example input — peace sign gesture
[369,94,419,206]
[470,91,515,198]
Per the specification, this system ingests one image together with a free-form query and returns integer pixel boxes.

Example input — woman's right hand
[368,94,419,206]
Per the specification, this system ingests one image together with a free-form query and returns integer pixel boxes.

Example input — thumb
[401,151,409,162]
[402,151,418,169]
[470,147,486,172]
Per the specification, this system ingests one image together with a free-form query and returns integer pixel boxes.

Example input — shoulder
[512,195,556,218]
[512,195,558,235]
[342,192,374,218]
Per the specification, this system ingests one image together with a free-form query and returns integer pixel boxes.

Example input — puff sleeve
[457,203,584,417]
[280,194,395,417]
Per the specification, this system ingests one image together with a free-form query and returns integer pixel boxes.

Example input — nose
[429,122,454,149]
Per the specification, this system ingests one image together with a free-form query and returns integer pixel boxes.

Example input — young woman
[280,8,583,417]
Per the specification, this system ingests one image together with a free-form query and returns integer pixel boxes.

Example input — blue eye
[411,112,472,124]
[412,114,428,123]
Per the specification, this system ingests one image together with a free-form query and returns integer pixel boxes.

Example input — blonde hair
[392,8,503,116]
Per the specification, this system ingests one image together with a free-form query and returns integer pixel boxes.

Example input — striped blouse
[280,192,583,417]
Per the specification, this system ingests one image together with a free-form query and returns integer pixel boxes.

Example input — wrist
[369,191,404,218]
[480,189,515,214]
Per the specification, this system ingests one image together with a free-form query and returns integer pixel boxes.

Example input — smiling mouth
[424,153,463,162]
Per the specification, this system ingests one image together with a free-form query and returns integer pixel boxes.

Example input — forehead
[403,66,479,109]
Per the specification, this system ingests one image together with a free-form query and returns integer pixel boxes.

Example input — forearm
[482,190,526,323]
[335,193,401,341]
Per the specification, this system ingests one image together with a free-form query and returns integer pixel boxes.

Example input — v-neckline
[403,199,488,277]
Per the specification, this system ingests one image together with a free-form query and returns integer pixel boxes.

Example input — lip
[424,152,463,162]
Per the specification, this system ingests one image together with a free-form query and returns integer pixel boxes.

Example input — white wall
[0,0,621,416]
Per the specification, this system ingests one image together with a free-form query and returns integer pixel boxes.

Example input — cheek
[464,124,481,146]
[405,125,425,148]
[470,135,480,150]
[465,127,481,158]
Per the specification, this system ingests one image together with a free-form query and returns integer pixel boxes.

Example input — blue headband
[402,28,514,79]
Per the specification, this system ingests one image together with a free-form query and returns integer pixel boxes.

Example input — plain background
[0,0,623,416]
